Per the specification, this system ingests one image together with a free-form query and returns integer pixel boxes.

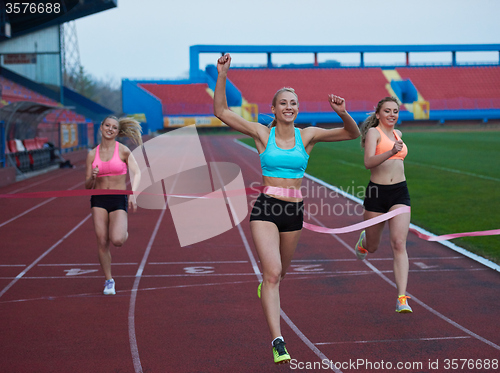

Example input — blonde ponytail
[118,117,143,145]
[100,115,143,145]
[360,113,379,148]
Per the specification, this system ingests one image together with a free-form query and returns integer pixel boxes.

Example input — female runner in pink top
[85,116,142,295]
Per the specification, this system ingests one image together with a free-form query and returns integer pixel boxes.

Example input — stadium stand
[1,0,117,185]
[227,67,391,113]
[1,73,90,172]
[123,45,500,129]
[139,83,213,115]
[396,66,500,110]
[42,109,86,124]
[0,75,59,107]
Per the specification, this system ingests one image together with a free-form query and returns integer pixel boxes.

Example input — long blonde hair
[102,115,143,145]
[360,97,400,148]
[269,87,299,128]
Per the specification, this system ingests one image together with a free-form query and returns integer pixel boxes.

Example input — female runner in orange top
[355,97,412,313]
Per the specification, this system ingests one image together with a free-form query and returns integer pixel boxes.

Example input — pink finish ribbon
[303,206,411,235]
[0,186,303,199]
[0,189,132,199]
[1,187,498,241]
[409,227,500,242]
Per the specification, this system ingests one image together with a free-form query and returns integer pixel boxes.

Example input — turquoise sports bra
[260,127,309,179]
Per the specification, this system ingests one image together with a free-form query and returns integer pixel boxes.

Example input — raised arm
[213,54,264,139]
[302,94,360,151]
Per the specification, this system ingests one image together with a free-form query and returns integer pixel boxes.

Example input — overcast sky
[74,0,500,85]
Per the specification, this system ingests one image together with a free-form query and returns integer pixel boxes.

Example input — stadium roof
[1,0,117,40]
[190,44,500,70]
[190,44,500,78]
[1,101,62,140]
[190,44,500,54]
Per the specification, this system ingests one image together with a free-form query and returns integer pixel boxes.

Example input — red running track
[0,135,499,373]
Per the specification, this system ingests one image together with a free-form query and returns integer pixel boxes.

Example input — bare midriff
[95,174,127,190]
[369,159,406,185]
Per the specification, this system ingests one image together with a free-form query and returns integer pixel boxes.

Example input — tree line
[64,66,122,114]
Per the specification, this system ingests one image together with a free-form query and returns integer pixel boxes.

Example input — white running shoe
[103,279,116,295]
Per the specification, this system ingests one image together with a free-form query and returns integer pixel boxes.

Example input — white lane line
[405,160,500,182]
[312,215,500,351]
[209,142,341,373]
[0,213,92,299]
[0,279,261,305]
[409,224,500,273]
[0,257,464,269]
[0,267,487,281]
[7,171,69,194]
[236,138,500,273]
[335,159,366,169]
[128,144,186,373]
[37,263,139,266]
[234,138,500,355]
[306,172,500,273]
[148,261,249,265]
[128,209,166,373]
[0,180,85,228]
[316,336,471,346]
[0,198,56,228]
[292,256,464,262]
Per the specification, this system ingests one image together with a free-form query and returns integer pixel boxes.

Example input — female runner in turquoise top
[214,54,360,365]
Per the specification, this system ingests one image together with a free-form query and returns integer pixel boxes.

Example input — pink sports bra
[92,142,127,177]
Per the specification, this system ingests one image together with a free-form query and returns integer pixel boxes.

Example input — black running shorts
[250,193,304,232]
[90,194,128,213]
[363,181,411,213]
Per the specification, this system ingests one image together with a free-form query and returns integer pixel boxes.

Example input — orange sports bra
[92,142,127,177]
[374,126,408,161]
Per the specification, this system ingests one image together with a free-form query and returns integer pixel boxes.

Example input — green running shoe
[257,282,262,299]
[272,338,291,364]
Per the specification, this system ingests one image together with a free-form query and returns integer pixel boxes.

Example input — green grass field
[239,129,500,263]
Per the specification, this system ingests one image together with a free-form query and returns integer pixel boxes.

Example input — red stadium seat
[8,140,18,153]
[35,137,49,149]
[396,66,500,110]
[227,67,390,113]
[0,76,59,107]
[4,142,20,169]
[140,83,214,115]
[23,139,37,151]
[7,139,30,171]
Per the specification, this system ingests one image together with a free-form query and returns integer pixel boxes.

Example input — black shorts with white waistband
[250,193,304,232]
[363,181,411,213]
[90,195,128,213]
